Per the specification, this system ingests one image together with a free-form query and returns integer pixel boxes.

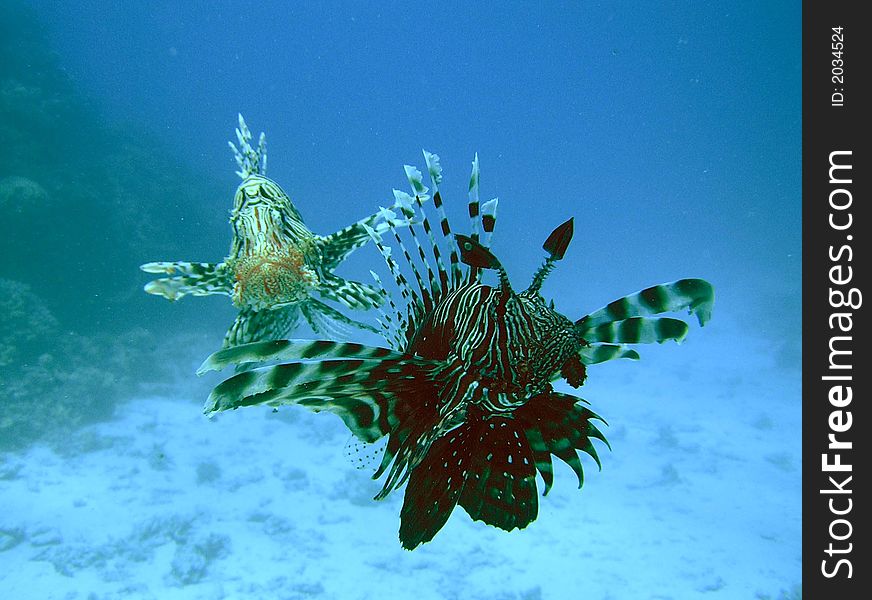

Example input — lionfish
[198,152,714,549]
[141,115,414,347]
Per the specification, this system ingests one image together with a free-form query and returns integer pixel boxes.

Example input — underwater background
[1,1,800,599]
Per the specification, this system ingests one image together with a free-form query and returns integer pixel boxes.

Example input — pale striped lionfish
[141,115,414,347]
[199,153,714,549]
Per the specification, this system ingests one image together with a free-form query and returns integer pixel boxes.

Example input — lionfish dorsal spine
[368,270,405,349]
[480,197,498,248]
[414,156,463,287]
[391,191,440,297]
[380,196,439,316]
[403,189,450,297]
[362,224,412,339]
[376,207,428,318]
[229,114,267,179]
[466,153,483,283]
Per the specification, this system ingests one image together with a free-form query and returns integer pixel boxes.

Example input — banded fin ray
[204,355,438,445]
[223,305,301,350]
[582,316,690,345]
[317,274,383,310]
[301,297,379,338]
[228,113,267,179]
[316,191,420,272]
[398,415,540,550]
[578,344,641,365]
[199,339,406,374]
[140,261,232,300]
[578,278,714,330]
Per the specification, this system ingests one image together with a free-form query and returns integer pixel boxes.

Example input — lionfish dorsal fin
[542,217,574,260]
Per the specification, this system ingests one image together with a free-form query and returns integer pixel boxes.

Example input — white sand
[0,318,800,599]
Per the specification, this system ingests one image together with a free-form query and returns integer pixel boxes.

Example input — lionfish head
[230,175,290,234]
[457,217,588,390]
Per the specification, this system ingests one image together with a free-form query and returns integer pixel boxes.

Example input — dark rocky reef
[0,3,229,449]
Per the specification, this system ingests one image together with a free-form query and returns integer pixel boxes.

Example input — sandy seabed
[0,320,800,600]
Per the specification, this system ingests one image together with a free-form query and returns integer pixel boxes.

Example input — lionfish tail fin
[141,261,232,301]
[228,114,267,179]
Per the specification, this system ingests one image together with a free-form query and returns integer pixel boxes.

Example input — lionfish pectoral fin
[202,348,437,465]
[315,227,375,272]
[141,261,232,300]
[455,234,500,270]
[301,298,379,337]
[222,305,301,352]
[198,339,405,374]
[318,274,383,310]
[577,344,640,365]
[542,217,574,260]
[581,316,690,346]
[577,278,715,331]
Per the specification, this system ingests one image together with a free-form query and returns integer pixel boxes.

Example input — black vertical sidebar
[803,1,867,597]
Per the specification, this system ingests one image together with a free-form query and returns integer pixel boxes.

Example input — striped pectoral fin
[316,226,377,272]
[523,428,555,495]
[204,355,434,439]
[317,191,422,272]
[141,261,232,300]
[581,317,690,345]
[456,417,539,533]
[301,298,379,337]
[222,305,301,350]
[203,354,415,435]
[199,339,405,374]
[578,344,641,365]
[578,278,715,330]
[318,274,383,310]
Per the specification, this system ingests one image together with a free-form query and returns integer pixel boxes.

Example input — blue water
[1,2,800,598]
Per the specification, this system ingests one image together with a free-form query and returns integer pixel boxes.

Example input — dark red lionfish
[198,152,714,550]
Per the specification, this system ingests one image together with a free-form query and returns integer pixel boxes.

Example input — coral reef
[0,3,232,451]
[0,278,211,450]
